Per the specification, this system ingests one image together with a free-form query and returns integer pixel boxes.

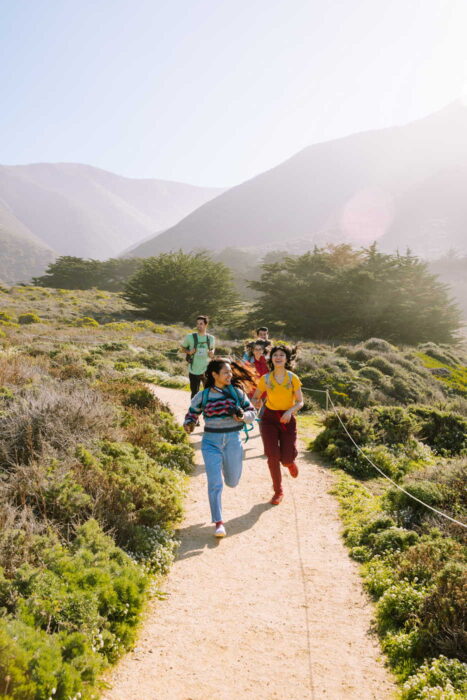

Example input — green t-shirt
[182,332,215,375]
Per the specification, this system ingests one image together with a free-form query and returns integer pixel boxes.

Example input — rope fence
[301,387,467,530]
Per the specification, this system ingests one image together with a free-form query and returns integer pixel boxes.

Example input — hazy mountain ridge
[129,101,467,259]
[0,163,224,265]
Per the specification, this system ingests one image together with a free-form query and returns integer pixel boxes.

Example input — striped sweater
[184,385,256,433]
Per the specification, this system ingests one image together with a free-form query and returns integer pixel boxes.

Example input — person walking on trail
[180,315,215,397]
[183,359,256,538]
[244,341,269,379]
[251,345,304,506]
[242,326,271,361]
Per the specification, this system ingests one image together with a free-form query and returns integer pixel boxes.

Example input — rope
[317,390,467,530]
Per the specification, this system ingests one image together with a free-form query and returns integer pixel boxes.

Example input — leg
[259,414,283,495]
[189,372,202,398]
[222,432,243,488]
[279,416,298,471]
[201,433,224,523]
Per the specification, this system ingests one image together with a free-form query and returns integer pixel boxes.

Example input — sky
[1,0,467,187]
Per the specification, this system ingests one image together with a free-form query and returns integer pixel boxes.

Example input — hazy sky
[1,0,467,187]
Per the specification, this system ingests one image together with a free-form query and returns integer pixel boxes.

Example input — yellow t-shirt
[257,371,302,411]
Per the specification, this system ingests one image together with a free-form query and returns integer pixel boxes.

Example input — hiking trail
[103,386,396,700]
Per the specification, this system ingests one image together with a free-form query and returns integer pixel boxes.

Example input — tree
[33,256,143,291]
[123,251,239,323]
[250,246,462,344]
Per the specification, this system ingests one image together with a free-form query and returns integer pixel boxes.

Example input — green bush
[17,313,41,325]
[367,355,396,376]
[409,407,467,456]
[373,406,417,445]
[0,520,149,699]
[376,581,427,634]
[72,317,99,327]
[75,442,185,541]
[402,655,467,699]
[417,563,467,662]
[398,535,466,585]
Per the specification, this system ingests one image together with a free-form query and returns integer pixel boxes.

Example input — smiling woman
[183,358,257,537]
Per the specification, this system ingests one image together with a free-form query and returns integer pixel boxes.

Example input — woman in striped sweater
[183,359,256,537]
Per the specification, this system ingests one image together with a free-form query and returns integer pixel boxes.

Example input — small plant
[18,312,41,325]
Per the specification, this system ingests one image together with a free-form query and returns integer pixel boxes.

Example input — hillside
[129,101,467,259]
[0,207,55,283]
[0,163,223,261]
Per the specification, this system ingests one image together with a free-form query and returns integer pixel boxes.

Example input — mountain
[129,101,467,259]
[0,163,223,262]
[0,202,55,284]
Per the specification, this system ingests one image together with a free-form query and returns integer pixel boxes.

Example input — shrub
[0,311,14,322]
[335,445,402,480]
[0,381,115,467]
[372,406,417,445]
[398,535,466,585]
[384,481,447,528]
[363,338,395,352]
[75,442,185,541]
[409,407,467,456]
[402,656,467,699]
[367,356,396,376]
[18,313,41,325]
[313,409,375,460]
[73,317,99,327]
[417,563,467,661]
[376,581,427,634]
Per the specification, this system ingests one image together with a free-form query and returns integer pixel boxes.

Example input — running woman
[183,359,256,537]
[251,345,304,505]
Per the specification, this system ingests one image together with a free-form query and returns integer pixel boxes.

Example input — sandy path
[103,386,396,700]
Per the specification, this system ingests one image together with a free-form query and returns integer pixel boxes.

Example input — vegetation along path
[104,386,396,700]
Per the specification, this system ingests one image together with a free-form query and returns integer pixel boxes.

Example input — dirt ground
[103,386,396,700]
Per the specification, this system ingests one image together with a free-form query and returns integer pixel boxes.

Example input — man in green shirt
[180,315,215,397]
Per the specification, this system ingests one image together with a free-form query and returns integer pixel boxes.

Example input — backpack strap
[200,387,210,410]
[192,332,198,350]
[206,334,211,351]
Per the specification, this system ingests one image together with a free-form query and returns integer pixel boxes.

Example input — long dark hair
[267,345,298,372]
[205,357,257,394]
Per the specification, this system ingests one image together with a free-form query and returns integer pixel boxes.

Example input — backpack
[264,370,295,394]
[186,332,212,365]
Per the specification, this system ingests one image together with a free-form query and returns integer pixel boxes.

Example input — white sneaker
[214,524,226,538]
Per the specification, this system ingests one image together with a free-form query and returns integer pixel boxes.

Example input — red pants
[259,407,298,495]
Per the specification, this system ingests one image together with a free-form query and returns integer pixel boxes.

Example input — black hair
[256,326,268,334]
[205,357,257,394]
[197,315,209,324]
[267,345,298,372]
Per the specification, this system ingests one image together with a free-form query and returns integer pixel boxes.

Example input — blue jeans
[201,431,244,523]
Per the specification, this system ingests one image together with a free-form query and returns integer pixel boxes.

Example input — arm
[280,388,304,424]
[180,335,195,356]
[183,391,203,431]
[208,334,215,358]
[237,389,256,424]
[251,387,263,410]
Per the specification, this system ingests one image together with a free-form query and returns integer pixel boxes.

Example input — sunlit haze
[1,0,467,186]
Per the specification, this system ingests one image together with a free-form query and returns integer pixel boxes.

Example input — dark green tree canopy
[33,256,143,291]
[123,251,239,323]
[250,245,462,344]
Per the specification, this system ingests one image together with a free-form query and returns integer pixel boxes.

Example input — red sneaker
[285,462,299,478]
[270,492,283,505]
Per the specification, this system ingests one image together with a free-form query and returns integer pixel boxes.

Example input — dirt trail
[103,386,396,700]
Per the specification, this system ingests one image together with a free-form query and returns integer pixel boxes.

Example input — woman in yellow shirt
[251,345,304,505]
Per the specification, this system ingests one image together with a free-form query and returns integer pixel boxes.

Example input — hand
[233,414,245,423]
[280,410,293,424]
[183,422,195,434]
